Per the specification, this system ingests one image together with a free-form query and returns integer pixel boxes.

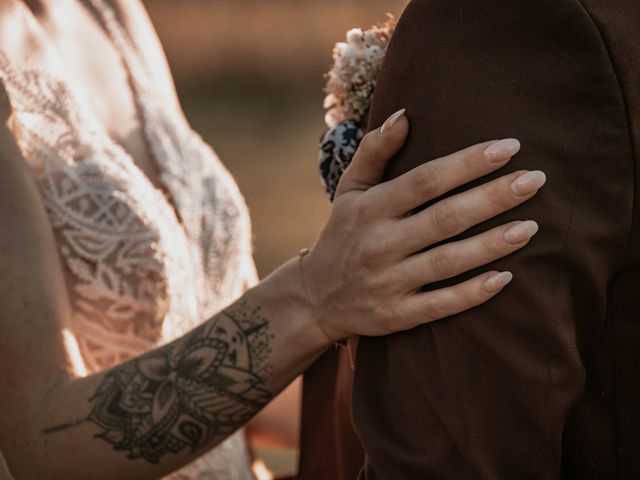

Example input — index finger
[370,138,521,216]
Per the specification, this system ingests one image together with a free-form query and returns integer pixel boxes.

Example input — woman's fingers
[309,118,546,339]
[371,138,521,217]
[398,169,547,253]
[400,220,538,289]
[394,270,513,330]
[335,109,408,196]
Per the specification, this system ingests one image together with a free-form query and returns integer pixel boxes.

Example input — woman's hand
[304,109,546,341]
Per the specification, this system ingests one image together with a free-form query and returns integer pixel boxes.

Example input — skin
[0,0,547,478]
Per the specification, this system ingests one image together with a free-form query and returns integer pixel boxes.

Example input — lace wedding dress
[0,1,257,478]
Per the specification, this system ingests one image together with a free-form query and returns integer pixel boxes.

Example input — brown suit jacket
[298,0,640,479]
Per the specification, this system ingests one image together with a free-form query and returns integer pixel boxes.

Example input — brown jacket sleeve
[353,0,640,478]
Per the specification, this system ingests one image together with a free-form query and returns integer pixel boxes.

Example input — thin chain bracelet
[298,248,348,349]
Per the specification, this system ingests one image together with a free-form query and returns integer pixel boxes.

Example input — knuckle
[431,205,460,236]
[460,147,481,171]
[361,268,386,292]
[457,287,480,308]
[422,296,445,322]
[352,197,373,222]
[412,164,442,198]
[361,129,379,144]
[357,130,378,156]
[482,232,506,257]
[429,250,455,278]
[358,243,379,268]
[474,278,494,301]
[377,300,402,332]
[357,231,388,268]
[488,184,513,210]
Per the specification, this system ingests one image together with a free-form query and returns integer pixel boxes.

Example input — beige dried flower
[323,15,397,129]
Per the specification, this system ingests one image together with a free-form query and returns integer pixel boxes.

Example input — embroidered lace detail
[0,52,184,368]
[0,0,257,476]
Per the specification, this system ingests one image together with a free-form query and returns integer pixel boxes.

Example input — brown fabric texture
[352,0,640,479]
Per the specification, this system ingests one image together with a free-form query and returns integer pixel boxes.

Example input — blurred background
[143,0,409,476]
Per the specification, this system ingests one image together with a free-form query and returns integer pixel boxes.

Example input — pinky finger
[398,270,513,329]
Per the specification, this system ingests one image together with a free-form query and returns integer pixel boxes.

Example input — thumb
[335,108,408,196]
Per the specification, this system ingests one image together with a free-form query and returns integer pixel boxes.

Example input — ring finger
[398,169,546,254]
[401,220,539,289]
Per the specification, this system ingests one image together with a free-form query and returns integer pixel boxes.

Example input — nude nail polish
[511,170,547,197]
[484,271,514,293]
[379,108,406,135]
[504,220,539,244]
[484,138,521,162]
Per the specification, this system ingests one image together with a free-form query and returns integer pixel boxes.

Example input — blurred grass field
[145,0,409,278]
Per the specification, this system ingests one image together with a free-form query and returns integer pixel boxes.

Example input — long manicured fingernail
[511,170,547,197]
[379,108,406,135]
[484,271,513,293]
[484,138,521,163]
[504,220,539,244]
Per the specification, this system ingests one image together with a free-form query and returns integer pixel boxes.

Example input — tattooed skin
[48,300,273,464]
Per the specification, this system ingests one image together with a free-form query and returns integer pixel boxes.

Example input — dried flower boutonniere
[319,16,397,201]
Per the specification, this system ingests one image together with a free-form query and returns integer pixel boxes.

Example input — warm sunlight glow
[62,328,88,377]
[252,460,274,480]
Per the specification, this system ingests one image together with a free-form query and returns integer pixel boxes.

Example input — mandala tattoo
[71,301,272,463]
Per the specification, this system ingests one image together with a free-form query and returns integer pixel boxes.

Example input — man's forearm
[11,259,328,480]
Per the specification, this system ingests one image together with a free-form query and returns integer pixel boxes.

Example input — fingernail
[511,170,547,197]
[379,108,406,135]
[504,220,539,244]
[484,138,521,163]
[484,271,513,293]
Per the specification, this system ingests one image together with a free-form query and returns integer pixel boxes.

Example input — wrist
[297,248,340,344]
[252,256,333,353]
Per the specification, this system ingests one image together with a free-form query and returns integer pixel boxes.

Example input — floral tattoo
[45,301,273,464]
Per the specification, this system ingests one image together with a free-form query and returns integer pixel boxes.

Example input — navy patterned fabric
[318,120,365,202]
